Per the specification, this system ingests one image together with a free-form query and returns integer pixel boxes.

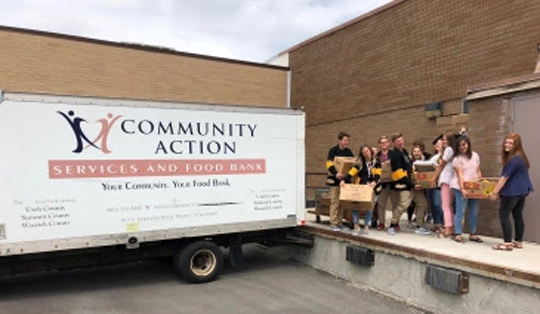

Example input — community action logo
[58,110,122,154]
[50,110,267,179]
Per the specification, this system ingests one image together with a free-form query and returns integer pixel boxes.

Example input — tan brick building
[0,26,288,108]
[280,0,540,239]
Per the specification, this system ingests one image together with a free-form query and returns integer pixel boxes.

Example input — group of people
[325,130,533,250]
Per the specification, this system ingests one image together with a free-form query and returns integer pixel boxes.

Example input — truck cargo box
[0,91,306,282]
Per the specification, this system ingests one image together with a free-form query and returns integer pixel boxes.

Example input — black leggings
[499,195,527,243]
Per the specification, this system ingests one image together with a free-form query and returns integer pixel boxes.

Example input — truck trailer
[0,91,308,283]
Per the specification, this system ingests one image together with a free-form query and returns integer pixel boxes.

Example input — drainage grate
[425,265,469,294]
[346,245,374,267]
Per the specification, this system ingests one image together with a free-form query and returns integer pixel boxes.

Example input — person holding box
[451,136,483,243]
[427,136,445,234]
[430,131,457,238]
[489,133,534,251]
[341,144,382,235]
[375,136,393,231]
[411,146,432,235]
[326,131,354,232]
[387,133,414,235]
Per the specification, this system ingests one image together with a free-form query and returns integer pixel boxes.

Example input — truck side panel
[0,93,305,255]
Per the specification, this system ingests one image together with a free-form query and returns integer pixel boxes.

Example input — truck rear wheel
[175,240,223,284]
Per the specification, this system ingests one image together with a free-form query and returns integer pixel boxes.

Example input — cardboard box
[340,184,374,202]
[442,99,463,116]
[339,184,374,211]
[380,162,392,183]
[413,161,436,172]
[436,116,453,131]
[333,156,357,176]
[413,171,437,189]
[452,114,469,128]
[436,114,469,134]
[463,177,499,199]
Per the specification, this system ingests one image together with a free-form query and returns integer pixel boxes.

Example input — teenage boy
[387,133,415,235]
[375,135,392,231]
[326,131,354,231]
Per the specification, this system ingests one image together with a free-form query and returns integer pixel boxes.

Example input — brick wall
[307,103,436,172]
[465,95,512,237]
[0,27,288,107]
[290,0,540,236]
[467,87,540,237]
[290,0,540,123]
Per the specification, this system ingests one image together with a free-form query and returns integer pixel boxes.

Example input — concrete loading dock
[284,211,540,314]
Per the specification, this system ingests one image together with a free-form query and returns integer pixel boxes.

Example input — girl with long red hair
[489,133,534,251]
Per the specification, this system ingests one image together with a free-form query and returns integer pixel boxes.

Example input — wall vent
[425,265,469,294]
[346,245,374,267]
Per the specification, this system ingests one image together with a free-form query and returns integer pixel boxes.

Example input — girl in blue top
[489,133,534,251]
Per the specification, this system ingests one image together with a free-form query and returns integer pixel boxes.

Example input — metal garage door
[512,95,540,243]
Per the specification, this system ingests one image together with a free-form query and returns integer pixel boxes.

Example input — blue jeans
[352,210,373,227]
[427,189,443,225]
[352,195,378,227]
[452,188,480,234]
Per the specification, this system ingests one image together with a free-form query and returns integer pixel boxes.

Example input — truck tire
[175,240,223,284]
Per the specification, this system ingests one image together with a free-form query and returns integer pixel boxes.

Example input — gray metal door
[512,95,540,243]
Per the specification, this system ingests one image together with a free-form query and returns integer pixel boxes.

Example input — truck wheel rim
[190,249,216,276]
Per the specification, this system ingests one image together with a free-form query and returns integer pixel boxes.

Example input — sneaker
[408,221,415,229]
[352,229,360,236]
[394,224,401,232]
[330,225,341,232]
[376,223,385,231]
[387,226,396,235]
[415,226,433,235]
[362,228,370,236]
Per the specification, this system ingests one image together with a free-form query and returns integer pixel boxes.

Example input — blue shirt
[500,155,533,197]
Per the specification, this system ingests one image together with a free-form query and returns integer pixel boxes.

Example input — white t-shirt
[450,152,480,189]
[438,147,455,186]
[428,153,440,165]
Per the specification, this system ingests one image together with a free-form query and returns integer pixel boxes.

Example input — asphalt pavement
[0,244,426,314]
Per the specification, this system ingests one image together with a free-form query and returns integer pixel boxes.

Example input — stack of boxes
[436,114,469,134]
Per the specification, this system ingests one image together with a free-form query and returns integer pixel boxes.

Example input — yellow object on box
[380,162,392,183]
[333,156,357,176]
[413,171,436,189]
[463,177,499,199]
[339,184,374,211]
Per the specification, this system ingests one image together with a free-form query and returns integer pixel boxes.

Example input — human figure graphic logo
[58,111,122,153]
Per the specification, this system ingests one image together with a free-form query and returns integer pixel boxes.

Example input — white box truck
[0,91,308,283]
